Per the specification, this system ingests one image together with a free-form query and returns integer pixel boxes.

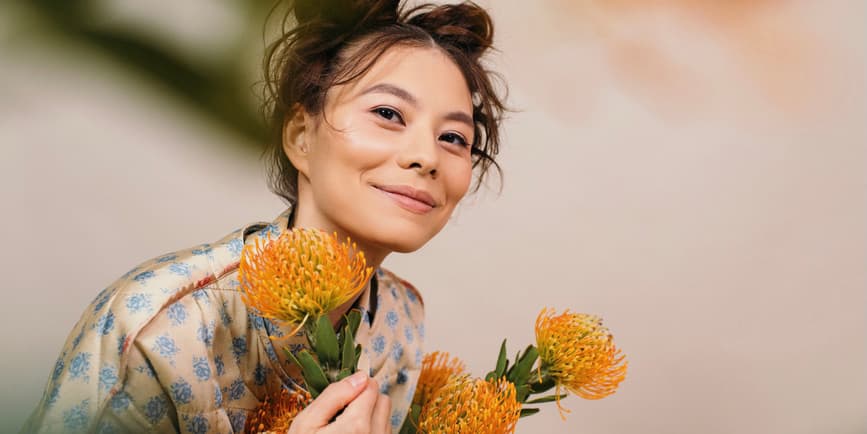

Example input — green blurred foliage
[19,0,280,148]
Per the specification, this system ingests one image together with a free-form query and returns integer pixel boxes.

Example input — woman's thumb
[294,371,369,428]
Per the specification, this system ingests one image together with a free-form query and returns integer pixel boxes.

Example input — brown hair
[262,0,506,205]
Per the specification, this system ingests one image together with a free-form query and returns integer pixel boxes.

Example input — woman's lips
[373,186,435,214]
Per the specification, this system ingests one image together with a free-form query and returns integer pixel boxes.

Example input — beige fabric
[22,207,425,433]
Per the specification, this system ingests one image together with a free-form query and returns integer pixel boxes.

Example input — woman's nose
[397,127,439,178]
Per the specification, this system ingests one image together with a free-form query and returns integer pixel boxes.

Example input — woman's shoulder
[377,267,424,307]
[75,216,280,351]
[92,230,244,317]
[29,221,271,432]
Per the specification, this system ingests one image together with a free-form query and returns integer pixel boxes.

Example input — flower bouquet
[237,228,627,433]
[399,309,627,434]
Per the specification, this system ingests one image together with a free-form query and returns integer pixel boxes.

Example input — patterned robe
[22,207,426,433]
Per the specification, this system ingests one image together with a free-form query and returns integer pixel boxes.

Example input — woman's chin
[387,242,425,254]
[375,232,436,255]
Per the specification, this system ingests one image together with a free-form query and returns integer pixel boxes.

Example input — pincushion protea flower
[244,387,311,434]
[417,376,521,434]
[239,228,372,331]
[412,351,467,408]
[535,308,627,416]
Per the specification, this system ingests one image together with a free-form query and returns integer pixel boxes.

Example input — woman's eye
[439,132,469,147]
[373,107,403,123]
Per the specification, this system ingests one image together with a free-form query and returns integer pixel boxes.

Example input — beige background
[1,1,865,433]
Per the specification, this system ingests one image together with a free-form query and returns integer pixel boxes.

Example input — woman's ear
[282,107,312,177]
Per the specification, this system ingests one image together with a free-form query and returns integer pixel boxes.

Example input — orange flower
[535,308,627,417]
[413,351,467,408]
[418,376,521,434]
[239,228,372,330]
[244,387,311,434]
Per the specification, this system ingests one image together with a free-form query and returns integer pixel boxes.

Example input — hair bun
[407,3,494,59]
[294,0,400,35]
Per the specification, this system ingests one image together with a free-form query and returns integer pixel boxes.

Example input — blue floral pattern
[372,335,386,355]
[52,357,65,381]
[109,391,131,411]
[167,302,187,326]
[231,337,247,361]
[168,262,192,278]
[253,363,267,386]
[125,293,152,314]
[219,300,232,326]
[396,368,409,385]
[155,254,177,263]
[404,325,414,343]
[228,409,246,432]
[62,399,89,431]
[214,355,225,377]
[69,352,91,382]
[170,378,194,405]
[197,321,215,346]
[92,287,115,313]
[152,335,179,362]
[23,207,425,433]
[186,414,209,434]
[192,356,211,381]
[391,342,404,362]
[98,365,117,392]
[228,378,245,401]
[95,311,115,336]
[46,386,59,407]
[386,310,399,329]
[214,384,223,407]
[71,328,85,350]
[143,395,168,424]
[132,271,155,284]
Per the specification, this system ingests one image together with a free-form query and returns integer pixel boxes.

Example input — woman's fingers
[336,379,380,422]
[370,391,392,434]
[290,371,369,431]
[318,380,383,434]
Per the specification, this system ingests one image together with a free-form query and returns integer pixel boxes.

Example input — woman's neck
[289,201,389,270]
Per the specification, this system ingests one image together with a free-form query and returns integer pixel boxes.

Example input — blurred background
[1,0,865,433]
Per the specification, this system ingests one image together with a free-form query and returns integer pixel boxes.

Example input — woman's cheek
[450,160,474,199]
[337,125,395,164]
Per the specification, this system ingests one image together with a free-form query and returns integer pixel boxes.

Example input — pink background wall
[1,1,864,432]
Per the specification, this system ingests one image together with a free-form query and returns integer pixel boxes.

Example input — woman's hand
[287,371,392,434]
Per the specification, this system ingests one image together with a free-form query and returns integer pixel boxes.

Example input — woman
[23,0,504,432]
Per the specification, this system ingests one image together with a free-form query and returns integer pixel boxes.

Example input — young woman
[23,0,505,432]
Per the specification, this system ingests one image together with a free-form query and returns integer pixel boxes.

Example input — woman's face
[288,44,475,260]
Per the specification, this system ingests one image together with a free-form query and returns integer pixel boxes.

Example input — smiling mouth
[373,185,436,214]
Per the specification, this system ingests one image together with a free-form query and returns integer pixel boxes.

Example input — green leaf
[313,315,340,368]
[509,345,539,387]
[336,368,353,382]
[284,347,301,367]
[341,322,356,370]
[519,407,540,418]
[529,376,556,394]
[353,344,362,369]
[516,383,531,403]
[346,309,362,337]
[525,393,568,404]
[506,350,522,380]
[399,403,422,434]
[495,339,508,378]
[296,349,330,398]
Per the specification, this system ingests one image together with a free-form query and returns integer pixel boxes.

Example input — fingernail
[347,370,367,388]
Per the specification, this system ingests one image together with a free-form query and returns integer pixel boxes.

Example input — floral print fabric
[22,207,426,433]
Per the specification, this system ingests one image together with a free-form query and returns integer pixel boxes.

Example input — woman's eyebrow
[444,111,474,129]
[361,83,418,106]
[361,82,474,129]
